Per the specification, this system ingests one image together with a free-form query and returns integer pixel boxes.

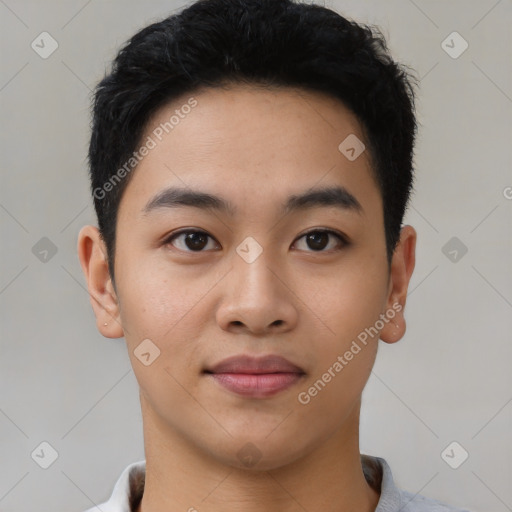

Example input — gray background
[0,0,511,511]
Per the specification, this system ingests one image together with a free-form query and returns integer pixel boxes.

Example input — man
[78,0,470,510]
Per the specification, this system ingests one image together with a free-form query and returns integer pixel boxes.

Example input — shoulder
[362,455,471,512]
[398,490,471,512]
[81,460,146,512]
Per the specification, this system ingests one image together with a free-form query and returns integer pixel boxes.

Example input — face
[79,84,415,470]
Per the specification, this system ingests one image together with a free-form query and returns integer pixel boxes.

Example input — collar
[92,455,410,512]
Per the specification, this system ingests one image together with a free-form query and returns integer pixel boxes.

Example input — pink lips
[204,354,305,398]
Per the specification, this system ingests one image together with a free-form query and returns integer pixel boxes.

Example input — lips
[206,354,305,375]
[204,354,306,398]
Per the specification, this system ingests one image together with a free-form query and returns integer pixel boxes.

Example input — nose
[215,249,299,336]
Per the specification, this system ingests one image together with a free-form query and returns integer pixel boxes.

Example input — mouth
[203,354,306,398]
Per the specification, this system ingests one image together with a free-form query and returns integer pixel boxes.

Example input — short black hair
[88,0,419,284]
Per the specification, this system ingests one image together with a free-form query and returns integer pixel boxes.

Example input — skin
[78,84,416,512]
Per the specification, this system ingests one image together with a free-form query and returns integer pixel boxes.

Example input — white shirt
[83,455,470,512]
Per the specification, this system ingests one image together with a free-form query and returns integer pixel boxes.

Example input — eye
[292,229,348,252]
[163,229,220,252]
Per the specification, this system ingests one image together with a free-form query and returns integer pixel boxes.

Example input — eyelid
[164,227,211,239]
[162,228,220,251]
[162,227,350,252]
[292,228,349,250]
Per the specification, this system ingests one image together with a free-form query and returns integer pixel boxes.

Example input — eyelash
[162,228,349,253]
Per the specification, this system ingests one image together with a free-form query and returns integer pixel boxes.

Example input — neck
[136,395,380,512]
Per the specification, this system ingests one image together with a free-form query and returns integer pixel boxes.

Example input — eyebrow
[142,185,363,217]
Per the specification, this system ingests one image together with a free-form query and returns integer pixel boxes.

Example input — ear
[380,225,416,344]
[77,225,124,338]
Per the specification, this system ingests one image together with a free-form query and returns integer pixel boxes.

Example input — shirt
[83,455,470,512]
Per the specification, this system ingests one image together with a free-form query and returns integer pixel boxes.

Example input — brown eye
[293,229,347,252]
[165,230,219,252]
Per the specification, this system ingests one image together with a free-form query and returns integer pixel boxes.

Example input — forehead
[118,84,381,221]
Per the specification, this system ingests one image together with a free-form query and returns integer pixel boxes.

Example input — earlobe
[77,225,124,339]
[380,306,405,344]
[380,225,417,344]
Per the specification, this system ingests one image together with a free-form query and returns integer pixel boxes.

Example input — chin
[206,432,313,472]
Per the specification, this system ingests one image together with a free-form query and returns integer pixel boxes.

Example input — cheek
[299,259,388,347]
[292,258,387,404]
[291,275,383,435]
[291,342,376,458]
[117,268,210,417]
[114,260,207,386]
[116,254,204,336]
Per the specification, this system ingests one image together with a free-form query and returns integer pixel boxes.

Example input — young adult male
[77,0,471,510]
